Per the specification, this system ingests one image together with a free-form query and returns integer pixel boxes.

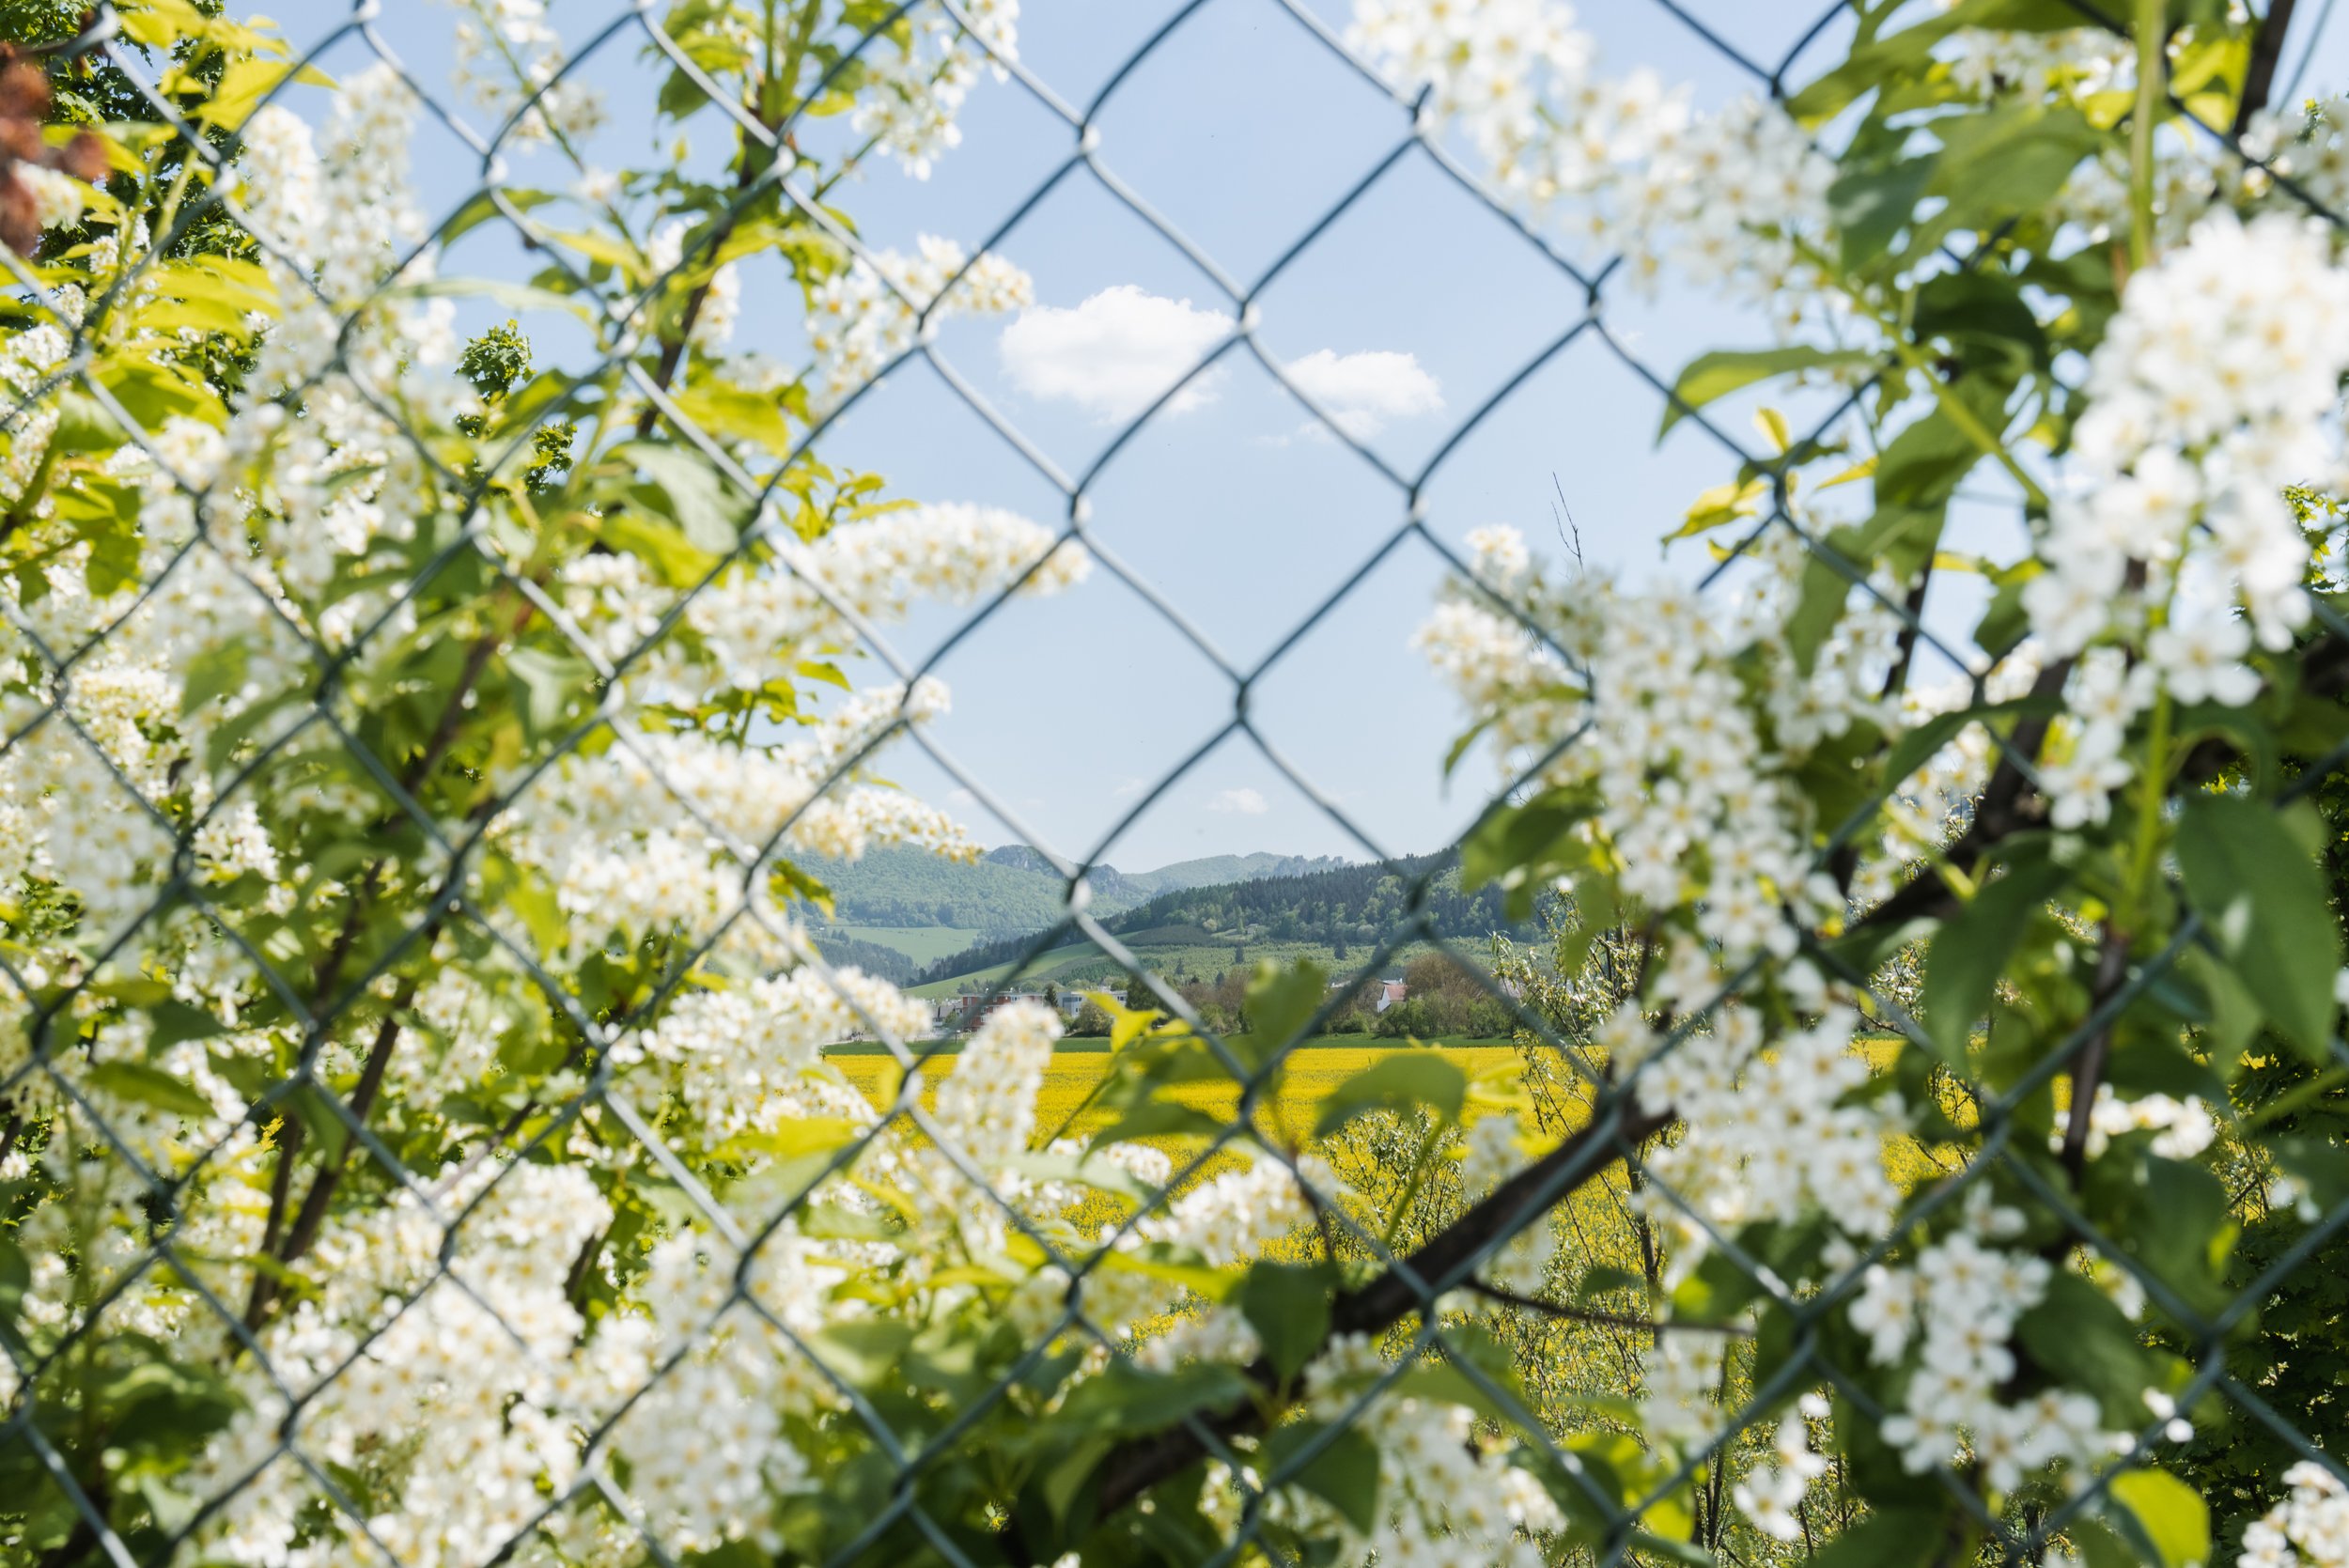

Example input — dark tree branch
[1075,1102,1673,1533]
[1465,1280,1748,1336]
[2236,0,2301,134]
[2060,924,2134,1179]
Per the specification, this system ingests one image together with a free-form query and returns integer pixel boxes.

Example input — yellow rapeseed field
[827,1042,1533,1146]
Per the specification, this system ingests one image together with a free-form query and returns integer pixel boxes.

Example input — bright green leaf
[1315,1051,1467,1137]
[2176,794,2341,1061]
[1658,346,1877,437]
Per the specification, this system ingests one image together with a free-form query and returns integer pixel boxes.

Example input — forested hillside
[913,851,1541,986]
[802,845,1350,934]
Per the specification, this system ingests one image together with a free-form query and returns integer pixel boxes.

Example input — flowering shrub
[3,2,2349,1568]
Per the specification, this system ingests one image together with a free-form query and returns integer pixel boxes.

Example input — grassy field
[819,924,988,964]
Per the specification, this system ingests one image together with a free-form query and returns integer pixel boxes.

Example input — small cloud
[947,787,977,808]
[1208,787,1269,815]
[1112,776,1146,800]
[1000,286,1233,422]
[1282,349,1443,439]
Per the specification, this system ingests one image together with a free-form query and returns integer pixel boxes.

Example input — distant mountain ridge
[800,845,1354,938]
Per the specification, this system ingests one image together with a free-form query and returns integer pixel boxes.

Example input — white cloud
[1282,349,1443,439]
[1000,286,1233,422]
[1208,787,1268,815]
[1112,776,1146,800]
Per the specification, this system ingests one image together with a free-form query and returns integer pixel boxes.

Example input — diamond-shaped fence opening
[8,0,2349,1564]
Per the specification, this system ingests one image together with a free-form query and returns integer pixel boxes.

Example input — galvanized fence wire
[0,1,2346,1565]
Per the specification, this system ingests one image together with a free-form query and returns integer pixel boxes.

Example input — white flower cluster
[2029,211,2349,735]
[1011,1151,1343,1351]
[241,66,429,307]
[514,501,1086,956]
[616,966,928,1142]
[1422,525,1890,967]
[1626,995,1906,1242]
[1850,1190,2123,1487]
[442,0,607,148]
[803,234,1034,413]
[848,0,1019,179]
[1939,21,2133,103]
[1858,654,2047,910]
[2042,646,2155,831]
[932,998,1058,1167]
[2242,1460,2349,1568]
[1422,523,1922,1287]
[1347,0,1838,316]
[554,499,1087,690]
[504,685,972,956]
[15,163,90,234]
[2076,1084,2218,1163]
[194,1162,613,1568]
[1197,1332,1563,1568]
[1733,1399,1830,1542]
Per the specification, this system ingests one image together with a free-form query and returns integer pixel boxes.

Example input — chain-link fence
[5,1,2349,1566]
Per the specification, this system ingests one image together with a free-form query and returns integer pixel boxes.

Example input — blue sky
[264,0,2349,875]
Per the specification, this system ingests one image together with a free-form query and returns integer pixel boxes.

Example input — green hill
[799,846,1356,964]
[796,846,1135,934]
[910,851,1548,993]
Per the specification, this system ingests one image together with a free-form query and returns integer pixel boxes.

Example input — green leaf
[1877,402,1995,509]
[1263,1423,1381,1536]
[1237,959,1327,1066]
[2106,1468,2210,1568]
[84,1060,217,1121]
[2272,1134,2349,1211]
[99,357,226,432]
[1237,1262,1332,1381]
[388,276,590,321]
[1913,270,2046,364]
[807,1320,914,1389]
[1055,1360,1250,1436]
[1627,1532,1718,1567]
[592,509,718,585]
[1921,849,2065,1063]
[504,646,594,739]
[1461,789,1599,922]
[50,475,144,595]
[1577,1264,1646,1300]
[1315,1051,1467,1137]
[181,638,250,714]
[49,393,129,455]
[440,188,556,245]
[197,56,334,130]
[2175,793,2341,1061]
[1090,1098,1225,1148]
[671,380,797,455]
[2015,1272,2155,1423]
[1830,158,1936,269]
[607,440,754,554]
[0,1237,31,1317]
[1658,346,1877,437]
[1959,561,2033,665]
[2123,1157,2234,1312]
[1925,104,2101,241]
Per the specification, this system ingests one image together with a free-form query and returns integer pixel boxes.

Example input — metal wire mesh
[2,1,2347,1566]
